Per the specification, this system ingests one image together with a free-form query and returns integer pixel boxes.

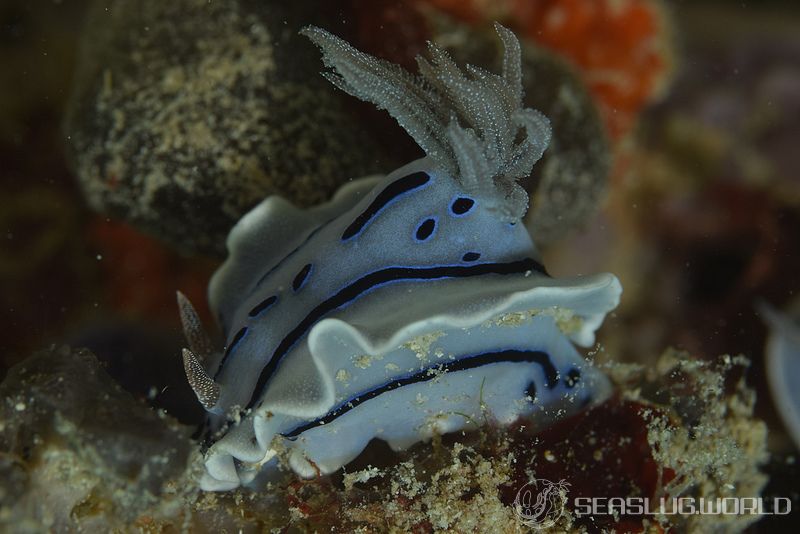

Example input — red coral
[501,398,675,532]
[512,0,670,139]
[88,218,214,325]
[423,0,672,140]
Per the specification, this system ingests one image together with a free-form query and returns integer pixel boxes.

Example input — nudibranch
[178,23,622,491]
[760,301,800,449]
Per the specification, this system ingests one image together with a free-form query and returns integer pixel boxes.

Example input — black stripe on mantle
[245,257,547,409]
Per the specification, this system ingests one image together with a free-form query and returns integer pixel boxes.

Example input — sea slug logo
[513,478,570,529]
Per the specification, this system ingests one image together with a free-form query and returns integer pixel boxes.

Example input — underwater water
[1,1,798,532]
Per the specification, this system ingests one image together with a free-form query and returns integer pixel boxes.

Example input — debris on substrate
[0,346,767,532]
[0,346,197,531]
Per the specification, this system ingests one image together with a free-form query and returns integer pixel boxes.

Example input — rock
[0,346,195,530]
[65,0,393,256]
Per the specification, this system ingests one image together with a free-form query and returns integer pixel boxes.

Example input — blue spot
[293,264,313,292]
[248,295,278,318]
[414,217,437,241]
[450,196,475,216]
[229,327,248,352]
[218,326,248,371]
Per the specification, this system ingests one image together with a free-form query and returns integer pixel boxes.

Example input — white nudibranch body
[178,24,622,491]
[761,301,800,449]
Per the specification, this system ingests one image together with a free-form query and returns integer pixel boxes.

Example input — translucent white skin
[762,303,800,449]
[200,158,622,491]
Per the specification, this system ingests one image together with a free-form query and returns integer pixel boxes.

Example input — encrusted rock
[65,0,392,256]
[0,346,194,530]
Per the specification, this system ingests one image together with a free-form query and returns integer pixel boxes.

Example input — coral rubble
[0,348,767,532]
[0,346,195,530]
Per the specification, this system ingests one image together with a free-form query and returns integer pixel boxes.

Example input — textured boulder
[65,0,392,256]
[0,346,194,530]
